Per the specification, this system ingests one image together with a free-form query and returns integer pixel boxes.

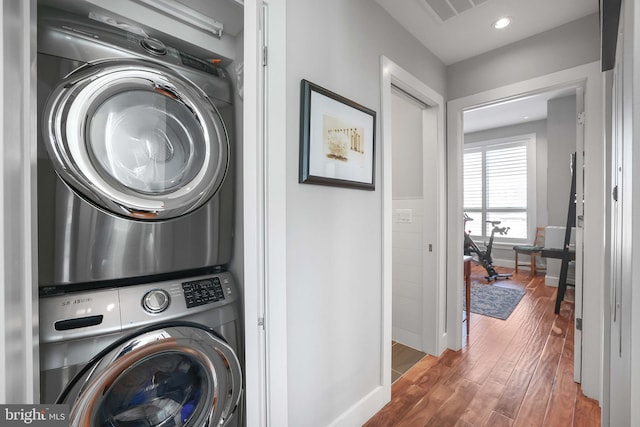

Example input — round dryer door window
[59,324,242,427]
[43,59,229,220]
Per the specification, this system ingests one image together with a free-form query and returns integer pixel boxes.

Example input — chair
[513,227,546,275]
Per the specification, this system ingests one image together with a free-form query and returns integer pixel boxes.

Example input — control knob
[142,289,170,313]
[140,37,167,56]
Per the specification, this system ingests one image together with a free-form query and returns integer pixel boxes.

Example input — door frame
[0,0,39,403]
[380,55,447,386]
[446,61,604,401]
[243,0,289,426]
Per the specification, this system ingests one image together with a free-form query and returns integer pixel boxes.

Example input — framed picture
[299,79,376,190]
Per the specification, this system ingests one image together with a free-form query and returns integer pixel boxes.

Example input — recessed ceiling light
[493,17,511,29]
[523,116,529,119]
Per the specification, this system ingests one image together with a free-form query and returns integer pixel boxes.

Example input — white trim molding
[0,0,39,403]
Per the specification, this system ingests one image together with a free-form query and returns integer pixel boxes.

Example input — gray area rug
[468,283,526,320]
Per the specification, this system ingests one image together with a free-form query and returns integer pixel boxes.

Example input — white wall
[283,0,445,425]
[547,95,577,226]
[447,13,600,99]
[545,95,578,287]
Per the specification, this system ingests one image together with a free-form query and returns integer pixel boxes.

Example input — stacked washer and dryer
[37,7,243,427]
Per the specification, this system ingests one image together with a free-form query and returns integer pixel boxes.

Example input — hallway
[365,265,600,426]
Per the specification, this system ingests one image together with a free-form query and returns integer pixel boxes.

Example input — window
[463,134,536,243]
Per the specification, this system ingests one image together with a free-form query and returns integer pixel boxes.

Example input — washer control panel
[182,277,225,308]
[41,272,237,341]
[140,37,167,56]
[142,289,171,313]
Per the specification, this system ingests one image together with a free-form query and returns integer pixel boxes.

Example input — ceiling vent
[422,0,489,23]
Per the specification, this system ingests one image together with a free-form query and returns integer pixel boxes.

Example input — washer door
[44,59,229,220]
[59,324,242,427]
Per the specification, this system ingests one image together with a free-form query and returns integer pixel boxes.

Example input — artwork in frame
[299,79,376,190]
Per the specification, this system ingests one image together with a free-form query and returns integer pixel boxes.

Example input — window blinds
[464,140,529,240]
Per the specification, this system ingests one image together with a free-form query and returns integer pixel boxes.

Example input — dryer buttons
[142,289,171,313]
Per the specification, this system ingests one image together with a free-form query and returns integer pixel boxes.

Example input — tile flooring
[391,341,426,382]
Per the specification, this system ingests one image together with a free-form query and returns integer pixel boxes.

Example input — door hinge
[576,317,583,331]
[263,46,268,67]
[613,185,619,201]
[577,111,585,125]
[258,317,265,329]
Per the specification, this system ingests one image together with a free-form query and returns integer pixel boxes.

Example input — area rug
[468,284,526,320]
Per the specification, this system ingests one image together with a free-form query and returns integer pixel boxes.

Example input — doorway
[381,56,447,388]
[461,85,582,370]
[389,86,436,381]
[461,88,580,273]
[446,61,604,398]
[458,85,584,376]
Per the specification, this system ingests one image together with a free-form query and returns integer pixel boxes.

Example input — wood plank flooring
[365,265,601,427]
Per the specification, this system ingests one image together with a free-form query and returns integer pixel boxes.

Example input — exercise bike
[464,213,512,281]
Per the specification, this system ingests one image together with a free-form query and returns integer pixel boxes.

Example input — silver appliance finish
[37,9,235,290]
[40,272,243,426]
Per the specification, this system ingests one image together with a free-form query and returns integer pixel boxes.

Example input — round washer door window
[44,59,229,220]
[63,326,242,427]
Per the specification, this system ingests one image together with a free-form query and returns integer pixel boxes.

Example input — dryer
[37,8,235,293]
[39,272,243,426]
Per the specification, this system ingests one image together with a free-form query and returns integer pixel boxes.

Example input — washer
[39,272,243,427]
[37,7,235,293]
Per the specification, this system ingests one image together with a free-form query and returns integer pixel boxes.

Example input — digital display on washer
[182,277,225,308]
[180,52,217,75]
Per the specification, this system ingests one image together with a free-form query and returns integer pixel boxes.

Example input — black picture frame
[299,79,376,190]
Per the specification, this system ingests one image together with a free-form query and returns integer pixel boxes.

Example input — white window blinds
[464,137,533,241]
[486,144,527,209]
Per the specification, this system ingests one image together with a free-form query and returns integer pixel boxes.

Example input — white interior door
[607,29,632,426]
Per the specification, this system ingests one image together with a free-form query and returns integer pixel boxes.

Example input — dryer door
[59,323,242,427]
[44,59,229,220]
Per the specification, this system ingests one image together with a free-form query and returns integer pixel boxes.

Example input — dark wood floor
[365,265,601,427]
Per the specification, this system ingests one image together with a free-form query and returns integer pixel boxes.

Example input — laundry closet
[34,0,247,425]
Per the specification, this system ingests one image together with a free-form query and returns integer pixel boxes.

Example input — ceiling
[375,0,598,133]
[375,0,599,66]
[463,87,578,133]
